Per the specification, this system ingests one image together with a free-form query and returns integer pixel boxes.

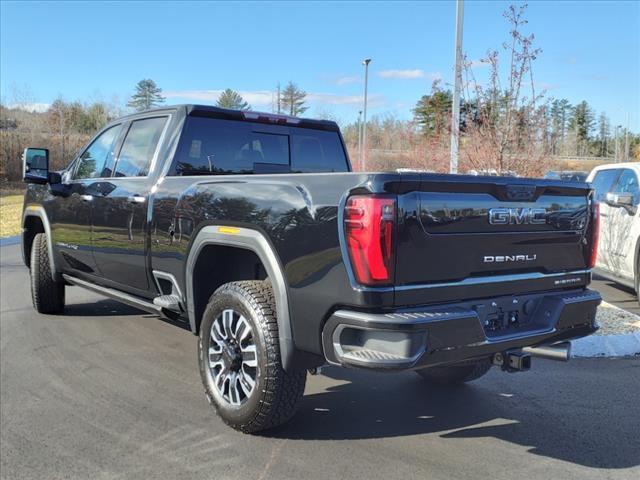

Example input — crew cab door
[91,116,169,294]
[607,168,640,282]
[590,168,622,274]
[50,123,124,275]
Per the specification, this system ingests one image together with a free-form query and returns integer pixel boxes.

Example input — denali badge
[484,254,537,263]
[488,207,547,225]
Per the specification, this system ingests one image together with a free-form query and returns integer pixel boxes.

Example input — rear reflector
[588,201,600,269]
[344,195,396,285]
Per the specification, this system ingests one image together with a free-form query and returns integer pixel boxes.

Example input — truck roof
[121,104,341,131]
[591,161,639,170]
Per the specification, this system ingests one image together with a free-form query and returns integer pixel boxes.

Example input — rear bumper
[322,288,601,370]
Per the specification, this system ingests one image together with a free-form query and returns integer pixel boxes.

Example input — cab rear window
[169,117,349,175]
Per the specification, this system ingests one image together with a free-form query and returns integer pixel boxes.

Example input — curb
[571,332,640,358]
[0,235,20,247]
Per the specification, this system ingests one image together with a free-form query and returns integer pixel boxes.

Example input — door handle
[128,195,146,204]
[80,194,93,202]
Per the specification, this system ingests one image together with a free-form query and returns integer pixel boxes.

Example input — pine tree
[549,99,571,153]
[597,112,610,157]
[127,79,166,112]
[216,89,250,110]
[412,80,453,137]
[568,101,595,155]
[280,82,308,116]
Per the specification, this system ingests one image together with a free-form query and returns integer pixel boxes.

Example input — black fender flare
[185,225,295,371]
[22,205,60,281]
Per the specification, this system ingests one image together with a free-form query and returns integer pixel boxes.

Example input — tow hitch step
[493,351,531,372]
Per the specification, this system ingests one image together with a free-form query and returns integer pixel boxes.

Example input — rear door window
[114,117,167,177]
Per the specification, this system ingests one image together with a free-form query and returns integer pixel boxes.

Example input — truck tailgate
[394,174,593,303]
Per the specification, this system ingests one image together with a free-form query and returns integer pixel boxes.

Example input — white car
[587,162,640,302]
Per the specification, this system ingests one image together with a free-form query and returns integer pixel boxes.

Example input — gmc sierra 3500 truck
[21,105,601,433]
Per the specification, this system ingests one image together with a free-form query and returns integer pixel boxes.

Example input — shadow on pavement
[63,298,145,316]
[62,298,192,330]
[268,365,639,470]
[594,275,636,296]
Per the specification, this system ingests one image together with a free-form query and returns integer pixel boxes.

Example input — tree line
[341,3,638,174]
[407,83,632,159]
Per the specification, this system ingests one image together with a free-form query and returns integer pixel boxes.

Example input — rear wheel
[30,233,65,314]
[198,280,306,433]
[416,359,492,385]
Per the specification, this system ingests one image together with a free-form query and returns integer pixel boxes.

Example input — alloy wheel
[207,309,258,406]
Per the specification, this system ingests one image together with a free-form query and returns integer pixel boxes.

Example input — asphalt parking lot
[592,275,640,316]
[1,243,639,480]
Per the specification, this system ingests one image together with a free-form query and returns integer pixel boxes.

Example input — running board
[62,274,162,316]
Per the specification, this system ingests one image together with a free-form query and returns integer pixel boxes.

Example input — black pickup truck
[21,105,601,432]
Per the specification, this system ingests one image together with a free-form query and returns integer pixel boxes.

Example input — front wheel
[416,359,492,385]
[30,233,65,314]
[198,280,306,433]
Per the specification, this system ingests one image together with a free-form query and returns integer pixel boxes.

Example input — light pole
[450,0,464,174]
[615,125,621,162]
[357,110,363,161]
[361,58,371,171]
[624,113,630,161]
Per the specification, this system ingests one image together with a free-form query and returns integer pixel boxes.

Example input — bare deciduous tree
[460,3,551,176]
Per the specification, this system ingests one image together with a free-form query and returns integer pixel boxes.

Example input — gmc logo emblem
[488,207,547,225]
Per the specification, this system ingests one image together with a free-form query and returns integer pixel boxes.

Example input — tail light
[344,195,396,285]
[588,201,600,268]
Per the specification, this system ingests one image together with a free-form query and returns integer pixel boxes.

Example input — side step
[153,295,181,312]
[62,274,162,316]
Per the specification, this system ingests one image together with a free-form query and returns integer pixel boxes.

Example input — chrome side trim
[22,205,58,279]
[395,270,590,291]
[63,274,162,315]
[185,226,294,371]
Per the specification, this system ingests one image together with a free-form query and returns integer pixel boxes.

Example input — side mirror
[23,148,50,184]
[605,191,637,215]
[606,191,634,208]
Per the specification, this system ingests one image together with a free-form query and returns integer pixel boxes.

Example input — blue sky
[1,0,638,130]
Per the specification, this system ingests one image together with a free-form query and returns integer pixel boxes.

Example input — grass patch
[0,195,23,238]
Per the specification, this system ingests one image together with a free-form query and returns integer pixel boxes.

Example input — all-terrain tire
[416,359,492,385]
[198,280,306,433]
[30,233,65,314]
